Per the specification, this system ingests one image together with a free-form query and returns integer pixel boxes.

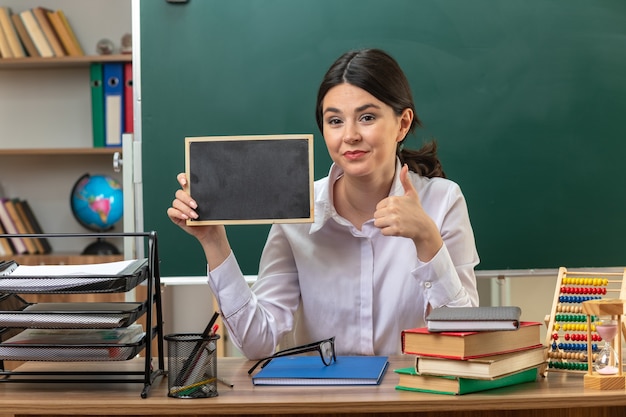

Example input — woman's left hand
[373,164,443,262]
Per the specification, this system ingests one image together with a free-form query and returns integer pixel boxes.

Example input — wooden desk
[0,356,624,417]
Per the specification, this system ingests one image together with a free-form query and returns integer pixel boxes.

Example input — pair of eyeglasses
[247,336,336,375]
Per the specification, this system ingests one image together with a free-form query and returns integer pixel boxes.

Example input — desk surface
[0,356,625,417]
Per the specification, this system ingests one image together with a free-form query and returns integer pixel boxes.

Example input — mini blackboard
[185,134,314,225]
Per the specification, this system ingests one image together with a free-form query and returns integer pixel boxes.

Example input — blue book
[251,355,388,386]
[103,62,124,147]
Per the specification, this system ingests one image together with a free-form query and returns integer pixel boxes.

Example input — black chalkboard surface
[185,135,314,224]
[140,0,626,276]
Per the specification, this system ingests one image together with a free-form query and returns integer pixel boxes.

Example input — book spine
[56,10,83,56]
[0,199,27,254]
[0,10,13,58]
[46,10,82,57]
[0,7,25,58]
[32,7,65,57]
[11,13,38,57]
[19,9,53,57]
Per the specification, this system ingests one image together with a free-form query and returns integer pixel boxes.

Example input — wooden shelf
[0,54,131,69]
[0,147,121,156]
[0,253,124,265]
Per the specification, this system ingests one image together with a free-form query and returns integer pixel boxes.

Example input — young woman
[167,48,479,359]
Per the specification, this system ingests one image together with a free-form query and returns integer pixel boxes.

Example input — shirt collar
[309,158,404,234]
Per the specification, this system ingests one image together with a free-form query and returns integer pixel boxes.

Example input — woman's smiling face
[321,83,412,181]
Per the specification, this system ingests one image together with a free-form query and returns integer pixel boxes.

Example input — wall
[0,0,132,253]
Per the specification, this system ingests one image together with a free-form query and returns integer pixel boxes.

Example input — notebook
[251,355,388,386]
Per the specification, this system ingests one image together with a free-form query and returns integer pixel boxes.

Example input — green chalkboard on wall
[140,0,626,276]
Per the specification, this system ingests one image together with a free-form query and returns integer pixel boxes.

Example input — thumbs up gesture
[374,164,443,262]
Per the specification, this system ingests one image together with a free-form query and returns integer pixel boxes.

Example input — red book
[401,321,542,360]
[123,62,133,133]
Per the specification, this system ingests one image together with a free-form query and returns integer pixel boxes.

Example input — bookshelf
[0,0,132,259]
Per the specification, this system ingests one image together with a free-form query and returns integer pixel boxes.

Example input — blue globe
[70,174,123,232]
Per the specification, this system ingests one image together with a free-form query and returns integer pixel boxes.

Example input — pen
[173,311,220,386]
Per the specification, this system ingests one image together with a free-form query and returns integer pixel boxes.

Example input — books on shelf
[46,9,83,57]
[251,355,389,386]
[394,366,539,395]
[414,346,546,380]
[401,321,542,359]
[0,198,28,255]
[19,8,53,58]
[426,306,522,332]
[0,8,13,58]
[32,7,65,57]
[0,6,26,58]
[0,198,51,255]
[3,7,84,58]
[10,12,38,57]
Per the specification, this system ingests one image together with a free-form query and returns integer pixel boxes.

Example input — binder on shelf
[10,12,38,57]
[90,62,105,148]
[124,62,134,133]
[19,9,53,57]
[32,7,65,57]
[0,7,25,58]
[103,62,124,147]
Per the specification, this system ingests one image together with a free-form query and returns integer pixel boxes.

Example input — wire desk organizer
[544,267,626,376]
[0,231,165,398]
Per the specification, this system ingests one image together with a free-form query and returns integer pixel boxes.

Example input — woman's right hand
[167,173,232,269]
[167,173,218,241]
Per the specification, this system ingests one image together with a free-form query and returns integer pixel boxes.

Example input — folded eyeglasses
[247,336,336,375]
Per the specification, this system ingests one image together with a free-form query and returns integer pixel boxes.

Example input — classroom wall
[0,0,131,253]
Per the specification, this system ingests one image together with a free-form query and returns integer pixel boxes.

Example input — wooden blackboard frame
[184,134,314,225]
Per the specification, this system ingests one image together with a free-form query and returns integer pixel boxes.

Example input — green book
[394,366,538,395]
[90,62,105,148]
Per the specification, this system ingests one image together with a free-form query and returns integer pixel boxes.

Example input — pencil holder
[165,333,220,398]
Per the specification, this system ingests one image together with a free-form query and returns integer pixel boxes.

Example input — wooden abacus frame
[544,267,626,375]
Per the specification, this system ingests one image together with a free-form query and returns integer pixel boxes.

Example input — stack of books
[396,306,546,395]
[0,6,84,59]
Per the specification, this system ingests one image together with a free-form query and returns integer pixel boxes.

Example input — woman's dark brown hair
[315,48,445,178]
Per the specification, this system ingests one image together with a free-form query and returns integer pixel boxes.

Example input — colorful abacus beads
[559,287,607,295]
[559,295,602,303]
[548,361,588,371]
[561,277,609,286]
[554,314,587,322]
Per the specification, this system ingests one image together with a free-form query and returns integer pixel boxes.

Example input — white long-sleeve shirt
[207,160,479,359]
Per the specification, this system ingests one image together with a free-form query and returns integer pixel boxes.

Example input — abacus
[544,267,626,375]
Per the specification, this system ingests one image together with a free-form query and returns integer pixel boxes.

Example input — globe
[70,173,123,254]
